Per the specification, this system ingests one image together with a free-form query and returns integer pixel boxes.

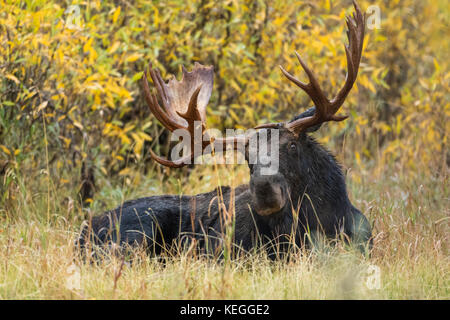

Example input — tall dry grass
[0,158,448,299]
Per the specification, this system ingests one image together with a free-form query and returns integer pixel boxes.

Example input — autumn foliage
[1,0,448,201]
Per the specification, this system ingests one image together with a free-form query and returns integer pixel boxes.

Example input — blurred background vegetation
[0,0,448,216]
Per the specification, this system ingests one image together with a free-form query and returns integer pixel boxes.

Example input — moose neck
[254,134,352,231]
[297,134,350,209]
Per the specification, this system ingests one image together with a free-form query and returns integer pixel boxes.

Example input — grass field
[0,161,448,300]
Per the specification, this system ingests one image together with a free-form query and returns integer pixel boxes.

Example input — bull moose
[77,1,372,258]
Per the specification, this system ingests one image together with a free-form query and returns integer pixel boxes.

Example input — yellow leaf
[89,47,98,62]
[36,101,48,113]
[62,137,71,148]
[108,41,120,54]
[83,38,93,53]
[355,151,361,166]
[120,132,131,145]
[230,80,242,93]
[131,132,142,143]
[378,123,391,134]
[131,132,144,157]
[366,80,376,93]
[273,17,286,27]
[153,6,160,27]
[433,58,440,73]
[126,53,143,63]
[112,6,121,24]
[119,168,130,176]
[138,131,152,141]
[0,145,11,156]
[73,120,84,130]
[229,109,240,122]
[5,74,20,85]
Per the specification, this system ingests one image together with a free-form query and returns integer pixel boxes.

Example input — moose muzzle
[250,173,288,216]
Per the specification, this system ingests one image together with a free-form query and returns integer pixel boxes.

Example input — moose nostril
[250,175,287,216]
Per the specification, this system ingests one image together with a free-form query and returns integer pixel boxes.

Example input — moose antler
[256,0,365,134]
[142,62,246,167]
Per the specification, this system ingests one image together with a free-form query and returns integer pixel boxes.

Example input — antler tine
[151,64,189,126]
[278,50,333,133]
[176,85,204,128]
[279,51,327,106]
[142,60,247,168]
[278,51,330,130]
[141,70,181,132]
[272,1,365,134]
[149,148,193,168]
[144,70,200,167]
[332,0,365,109]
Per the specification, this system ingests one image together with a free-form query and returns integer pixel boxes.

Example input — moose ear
[290,106,322,133]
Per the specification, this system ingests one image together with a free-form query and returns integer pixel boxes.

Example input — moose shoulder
[77,1,372,258]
